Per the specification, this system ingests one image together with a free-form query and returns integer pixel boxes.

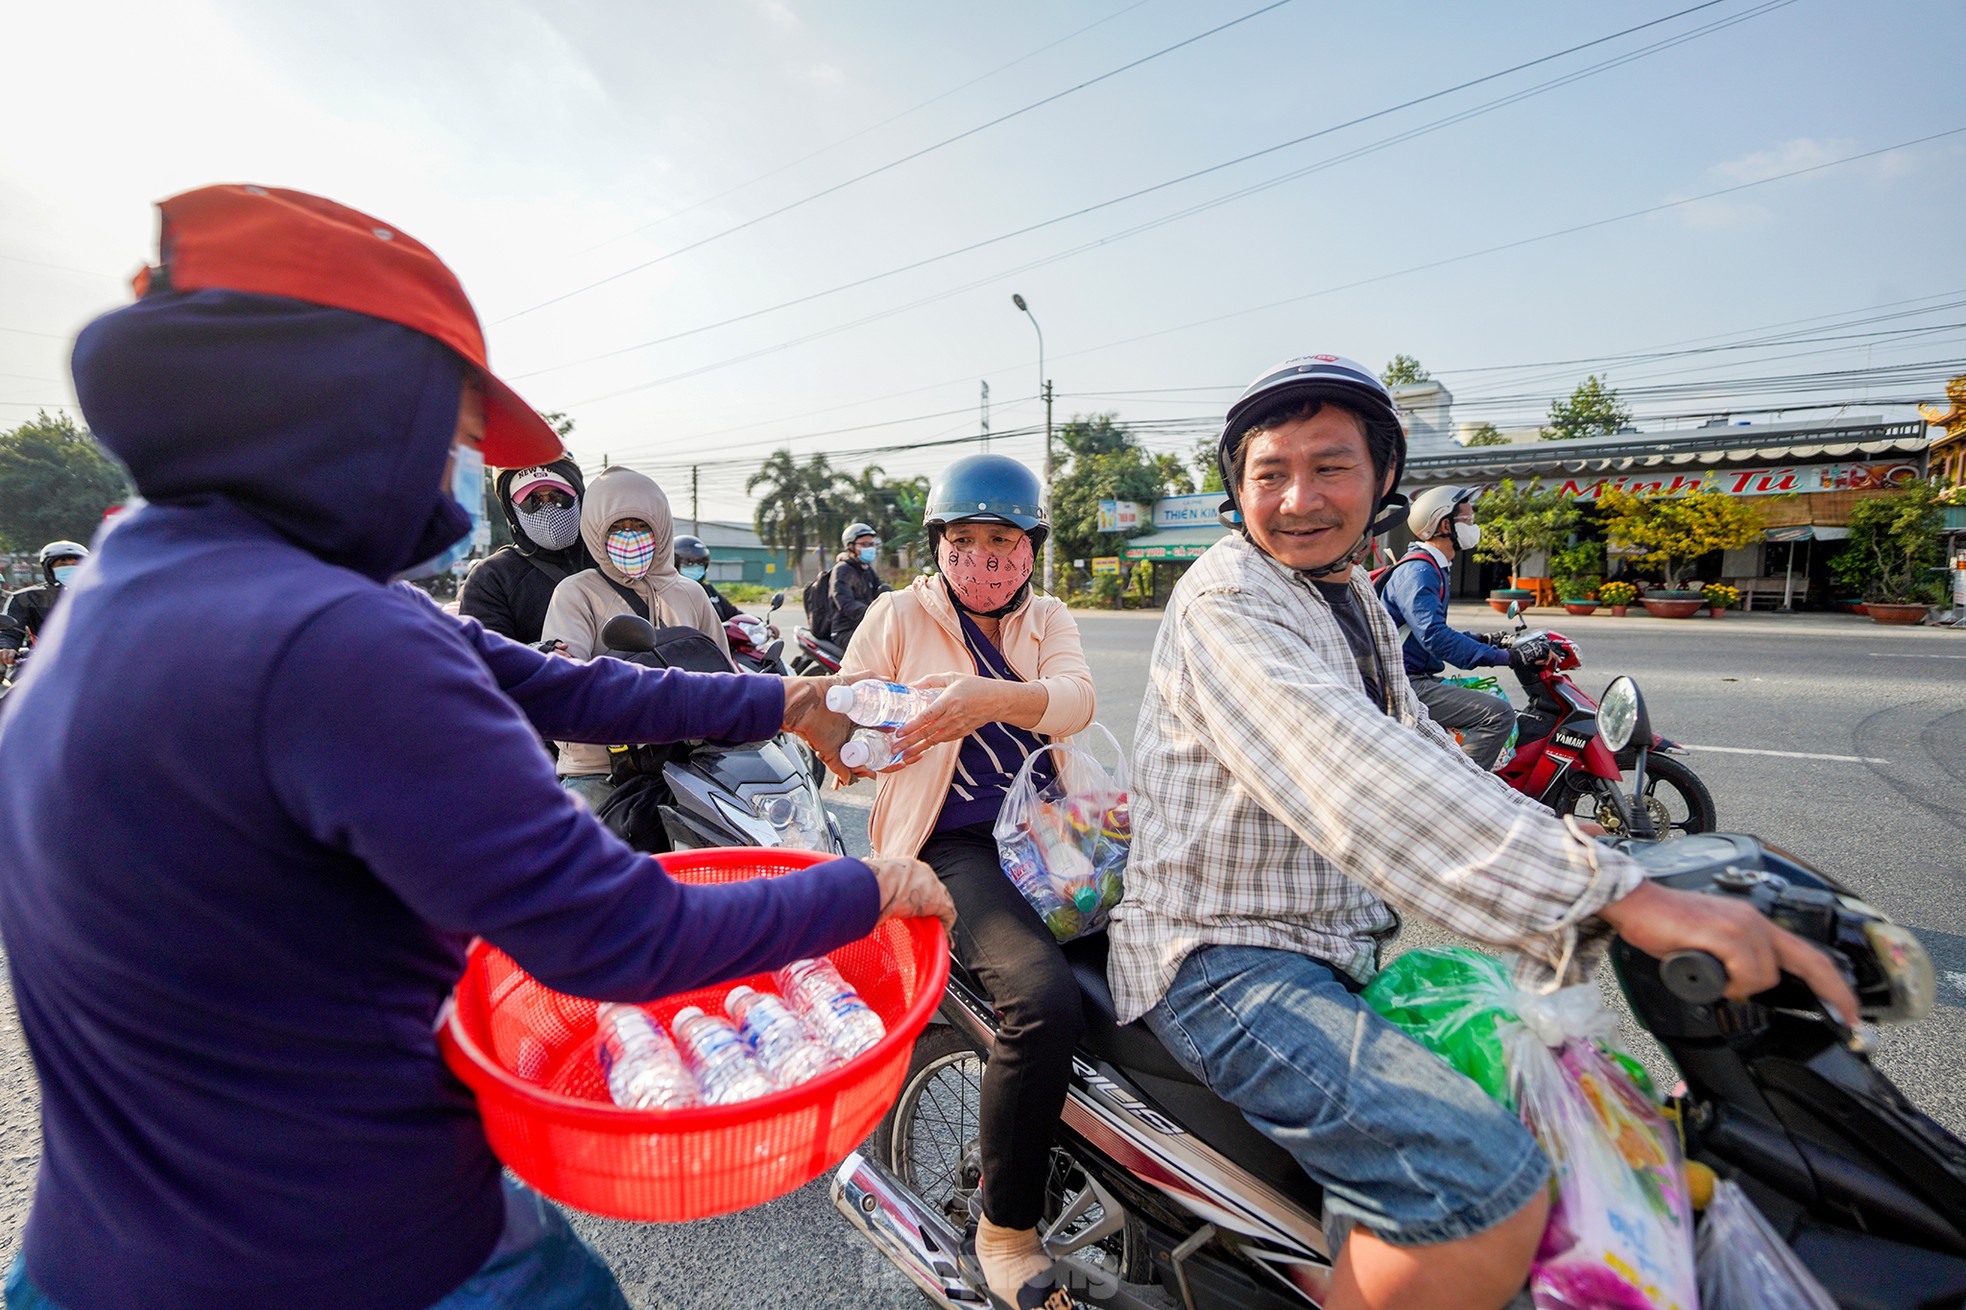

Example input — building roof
[1405,419,1931,484]
[684,519,768,550]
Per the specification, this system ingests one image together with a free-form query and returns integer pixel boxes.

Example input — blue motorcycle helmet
[1215,354,1409,538]
[922,453,1049,552]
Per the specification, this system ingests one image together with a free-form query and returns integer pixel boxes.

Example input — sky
[3,0,1963,521]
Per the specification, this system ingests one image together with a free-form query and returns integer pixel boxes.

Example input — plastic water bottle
[824,680,941,729]
[725,985,839,1087]
[774,958,886,1059]
[594,1003,700,1111]
[839,726,904,772]
[670,1006,777,1104]
[1001,836,1083,941]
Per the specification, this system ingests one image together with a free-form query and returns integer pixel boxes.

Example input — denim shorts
[1145,943,1548,1248]
[4,1178,628,1310]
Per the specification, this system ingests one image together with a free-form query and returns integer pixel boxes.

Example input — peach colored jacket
[841,576,1097,859]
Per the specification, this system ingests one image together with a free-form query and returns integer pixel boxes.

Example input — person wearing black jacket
[674,533,740,623]
[826,520,889,651]
[1,541,88,667]
[458,458,593,643]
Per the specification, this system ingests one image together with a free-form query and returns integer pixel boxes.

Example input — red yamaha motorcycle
[1489,605,1716,838]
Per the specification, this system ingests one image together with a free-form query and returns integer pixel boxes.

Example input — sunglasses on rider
[515,489,574,512]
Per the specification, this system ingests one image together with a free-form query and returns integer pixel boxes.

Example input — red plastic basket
[437,847,949,1222]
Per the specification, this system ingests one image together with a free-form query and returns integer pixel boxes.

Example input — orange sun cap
[132,184,563,469]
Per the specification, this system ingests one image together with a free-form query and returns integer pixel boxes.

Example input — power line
[568,1,1157,257]
[515,0,1766,384]
[495,0,1296,324]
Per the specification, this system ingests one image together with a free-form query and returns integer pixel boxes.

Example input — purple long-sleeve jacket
[0,291,879,1310]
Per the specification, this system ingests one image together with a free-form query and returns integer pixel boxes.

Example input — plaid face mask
[605,526,657,579]
[514,497,580,550]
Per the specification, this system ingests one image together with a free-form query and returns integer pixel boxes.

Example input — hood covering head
[578,465,708,621]
[71,289,468,582]
[494,456,589,558]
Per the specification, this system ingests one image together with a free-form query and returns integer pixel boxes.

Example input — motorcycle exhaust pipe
[832,1151,989,1309]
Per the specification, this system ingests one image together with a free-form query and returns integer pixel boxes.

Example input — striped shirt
[1105,532,1643,1024]
[933,607,1052,833]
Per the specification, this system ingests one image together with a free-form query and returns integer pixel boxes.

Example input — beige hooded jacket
[543,465,730,777]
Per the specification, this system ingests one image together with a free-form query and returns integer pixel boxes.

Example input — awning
[1764,525,1850,542]
[1122,526,1226,561]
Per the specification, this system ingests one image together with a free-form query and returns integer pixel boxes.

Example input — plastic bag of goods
[992,723,1129,942]
[1364,948,1697,1310]
[1694,1178,1838,1310]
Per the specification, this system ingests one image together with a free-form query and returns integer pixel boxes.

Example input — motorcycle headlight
[1865,920,1937,1023]
[747,786,830,852]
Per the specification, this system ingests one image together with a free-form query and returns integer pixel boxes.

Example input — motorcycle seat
[1060,933,1198,1083]
[797,630,845,662]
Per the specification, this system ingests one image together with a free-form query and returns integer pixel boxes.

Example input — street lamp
[1011,293,1055,594]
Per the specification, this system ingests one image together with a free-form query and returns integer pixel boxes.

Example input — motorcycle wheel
[873,1026,1151,1284]
[1564,754,1717,839]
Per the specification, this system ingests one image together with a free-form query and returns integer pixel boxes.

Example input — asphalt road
[1,605,1961,1307]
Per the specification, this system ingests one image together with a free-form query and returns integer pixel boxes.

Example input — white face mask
[1452,520,1480,551]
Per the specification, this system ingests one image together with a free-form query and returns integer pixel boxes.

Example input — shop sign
[1091,556,1121,575]
[1124,541,1212,561]
[1152,494,1222,529]
[1096,500,1144,532]
[1514,460,1923,501]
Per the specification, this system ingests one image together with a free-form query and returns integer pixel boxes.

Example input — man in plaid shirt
[1107,355,1856,1310]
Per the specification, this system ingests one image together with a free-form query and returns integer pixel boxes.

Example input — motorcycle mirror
[762,638,785,663]
[769,592,784,611]
[1506,601,1520,620]
[600,613,659,654]
[1598,676,1646,754]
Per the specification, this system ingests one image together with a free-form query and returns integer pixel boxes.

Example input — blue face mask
[857,546,878,565]
[51,565,79,586]
[396,445,485,581]
[680,563,707,582]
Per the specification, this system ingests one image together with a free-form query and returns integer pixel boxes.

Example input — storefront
[1399,418,1934,608]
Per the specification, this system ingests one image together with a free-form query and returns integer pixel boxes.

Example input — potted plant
[1596,580,1637,617]
[1473,479,1577,613]
[1598,487,1764,618]
[1550,542,1605,616]
[1702,582,1741,618]
[1834,481,1948,624]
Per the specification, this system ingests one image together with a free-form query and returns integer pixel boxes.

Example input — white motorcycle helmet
[1407,486,1480,549]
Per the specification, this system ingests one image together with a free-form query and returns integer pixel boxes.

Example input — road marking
[1944,971,1966,1004]
[1678,743,1892,765]
[1869,652,1966,660]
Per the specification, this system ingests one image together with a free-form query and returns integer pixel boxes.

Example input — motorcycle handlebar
[1658,950,1728,1005]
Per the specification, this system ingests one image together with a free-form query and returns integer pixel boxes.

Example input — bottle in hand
[774,957,886,1059]
[824,680,941,730]
[725,985,839,1087]
[670,1006,777,1104]
[839,726,904,772]
[595,1003,701,1111]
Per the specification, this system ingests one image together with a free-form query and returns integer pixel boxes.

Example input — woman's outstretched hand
[890,673,1048,766]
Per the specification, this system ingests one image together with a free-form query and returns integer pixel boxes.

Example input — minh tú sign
[1519,460,1923,501]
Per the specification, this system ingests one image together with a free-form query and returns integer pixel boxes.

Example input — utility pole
[1042,379,1054,595]
[690,465,700,536]
[980,380,990,452]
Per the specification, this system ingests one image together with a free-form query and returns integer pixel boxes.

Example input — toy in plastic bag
[1694,1179,1837,1310]
[1365,949,1696,1310]
[994,723,1128,942]
[1441,673,1519,767]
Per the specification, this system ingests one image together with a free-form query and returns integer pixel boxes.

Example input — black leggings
[918,821,1084,1231]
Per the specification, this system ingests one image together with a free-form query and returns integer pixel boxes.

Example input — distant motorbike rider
[674,533,740,623]
[1379,486,1548,770]
[825,520,889,652]
[0,541,89,666]
[457,460,593,644]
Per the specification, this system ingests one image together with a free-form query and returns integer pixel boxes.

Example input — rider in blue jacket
[1380,486,1546,769]
[0,185,952,1310]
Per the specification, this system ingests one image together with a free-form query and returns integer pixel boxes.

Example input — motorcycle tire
[1566,753,1717,839]
[874,1026,1152,1286]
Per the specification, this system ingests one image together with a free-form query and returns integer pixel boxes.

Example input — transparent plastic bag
[1364,949,1694,1310]
[994,723,1129,942]
[1695,1179,1837,1310]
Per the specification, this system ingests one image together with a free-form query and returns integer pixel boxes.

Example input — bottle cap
[839,739,871,769]
[673,1006,704,1025]
[824,685,855,712]
[724,986,755,1014]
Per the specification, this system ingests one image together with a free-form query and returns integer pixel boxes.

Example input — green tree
[1472,479,1578,583]
[1049,414,1174,576]
[1832,481,1947,604]
[1192,437,1224,494]
[1381,354,1431,388]
[748,449,842,582]
[1597,487,1764,591]
[0,410,130,553]
[1541,375,1632,441]
[1463,422,1510,448]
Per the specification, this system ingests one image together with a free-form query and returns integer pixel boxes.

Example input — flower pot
[1853,603,1868,616]
[1488,588,1534,615]
[1562,601,1598,616]
[1640,597,1706,619]
[1708,607,1727,619]
[1610,605,1628,618]
[1867,602,1930,625]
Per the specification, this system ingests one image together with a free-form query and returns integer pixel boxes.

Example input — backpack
[598,576,733,675]
[802,568,837,643]
[1371,549,1446,649]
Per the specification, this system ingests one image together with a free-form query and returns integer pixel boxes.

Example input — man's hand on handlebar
[1598,879,1859,1025]
[1508,635,1555,669]
[863,856,956,934]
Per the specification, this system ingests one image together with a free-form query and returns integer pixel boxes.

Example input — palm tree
[748,449,816,582]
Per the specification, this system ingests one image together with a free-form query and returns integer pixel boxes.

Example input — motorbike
[595,613,844,856]
[1485,603,1717,839]
[727,592,790,676]
[790,624,844,677]
[836,678,1965,1310]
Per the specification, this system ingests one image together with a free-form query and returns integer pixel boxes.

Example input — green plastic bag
[1363,947,1653,1108]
